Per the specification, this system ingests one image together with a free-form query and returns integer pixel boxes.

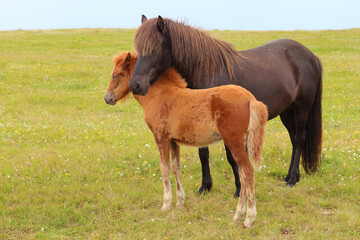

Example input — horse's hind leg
[225,145,241,197]
[198,147,212,194]
[170,141,185,209]
[280,108,297,183]
[281,107,309,186]
[156,141,172,211]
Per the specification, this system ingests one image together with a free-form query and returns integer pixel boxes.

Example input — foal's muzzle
[104,92,116,105]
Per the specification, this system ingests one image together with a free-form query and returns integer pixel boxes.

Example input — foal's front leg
[170,141,185,209]
[156,141,172,211]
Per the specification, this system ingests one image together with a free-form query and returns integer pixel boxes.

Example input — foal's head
[104,52,136,105]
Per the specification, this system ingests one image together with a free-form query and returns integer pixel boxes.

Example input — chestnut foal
[104,52,268,227]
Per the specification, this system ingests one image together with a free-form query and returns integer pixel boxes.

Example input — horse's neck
[171,46,244,89]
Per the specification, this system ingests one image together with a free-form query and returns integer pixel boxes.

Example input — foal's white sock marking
[161,176,172,211]
[244,203,257,228]
[233,185,246,221]
[172,156,185,209]
[161,157,172,211]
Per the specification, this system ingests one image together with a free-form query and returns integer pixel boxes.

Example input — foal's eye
[113,75,118,79]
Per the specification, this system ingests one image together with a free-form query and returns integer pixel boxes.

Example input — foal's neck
[130,66,187,108]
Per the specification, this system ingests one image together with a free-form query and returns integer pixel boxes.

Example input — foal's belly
[171,121,222,147]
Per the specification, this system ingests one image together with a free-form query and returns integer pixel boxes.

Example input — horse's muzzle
[129,76,149,96]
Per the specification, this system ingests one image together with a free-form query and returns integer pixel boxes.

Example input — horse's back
[241,39,313,55]
[231,39,321,119]
[239,39,321,81]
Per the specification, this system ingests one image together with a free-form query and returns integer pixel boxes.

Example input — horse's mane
[134,18,244,87]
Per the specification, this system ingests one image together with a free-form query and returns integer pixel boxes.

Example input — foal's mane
[156,68,188,89]
[134,18,244,87]
[112,51,138,66]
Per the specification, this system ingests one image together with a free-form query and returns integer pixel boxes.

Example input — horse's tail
[247,100,268,169]
[302,56,323,174]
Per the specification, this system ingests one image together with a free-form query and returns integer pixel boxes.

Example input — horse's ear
[157,15,164,33]
[124,52,131,66]
[141,14,148,24]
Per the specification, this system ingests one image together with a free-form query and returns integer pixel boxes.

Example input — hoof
[233,215,240,222]
[243,221,252,228]
[284,175,290,182]
[233,186,241,198]
[176,202,185,209]
[233,210,245,222]
[198,184,212,195]
[243,216,256,228]
[286,182,295,188]
[161,204,171,212]
[286,174,300,186]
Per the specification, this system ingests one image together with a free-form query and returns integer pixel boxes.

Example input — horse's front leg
[156,140,172,211]
[170,141,185,209]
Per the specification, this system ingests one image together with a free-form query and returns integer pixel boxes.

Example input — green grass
[1,28,359,239]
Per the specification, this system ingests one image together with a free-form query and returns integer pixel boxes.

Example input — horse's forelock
[134,18,163,55]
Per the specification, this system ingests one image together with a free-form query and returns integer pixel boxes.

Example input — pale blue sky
[0,0,359,31]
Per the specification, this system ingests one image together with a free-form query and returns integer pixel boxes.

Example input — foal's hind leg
[233,171,246,221]
[170,141,185,209]
[242,164,256,228]
[228,144,257,228]
[156,141,172,211]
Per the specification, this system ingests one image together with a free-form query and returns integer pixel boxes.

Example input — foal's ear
[124,52,131,65]
[157,15,164,33]
[141,14,148,24]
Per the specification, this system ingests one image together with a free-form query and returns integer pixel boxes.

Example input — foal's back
[139,73,256,147]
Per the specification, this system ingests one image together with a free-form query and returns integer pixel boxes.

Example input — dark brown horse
[130,15,322,195]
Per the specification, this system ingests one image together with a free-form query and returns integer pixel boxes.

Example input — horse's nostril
[135,83,140,90]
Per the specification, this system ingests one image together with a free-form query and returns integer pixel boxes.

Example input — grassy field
[0,27,359,239]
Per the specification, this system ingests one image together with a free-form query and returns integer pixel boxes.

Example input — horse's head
[104,52,135,105]
[130,15,172,96]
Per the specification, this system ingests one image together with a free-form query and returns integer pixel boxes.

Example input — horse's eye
[113,75,118,79]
